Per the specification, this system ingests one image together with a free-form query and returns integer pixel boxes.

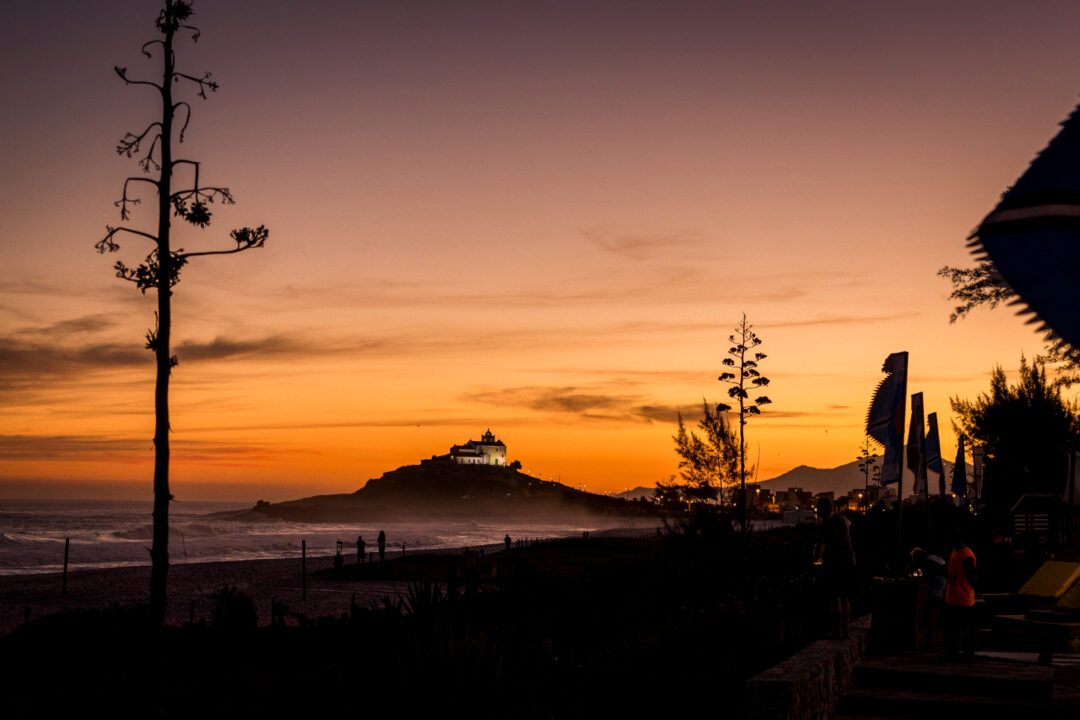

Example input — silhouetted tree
[95,0,268,624]
[662,402,741,510]
[951,356,1079,514]
[717,314,771,528]
[938,263,1080,387]
[937,262,1014,323]
[857,437,879,511]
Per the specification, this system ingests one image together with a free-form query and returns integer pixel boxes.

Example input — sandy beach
[0,526,658,635]
[0,553,420,635]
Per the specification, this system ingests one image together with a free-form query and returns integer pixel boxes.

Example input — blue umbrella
[970,104,1080,356]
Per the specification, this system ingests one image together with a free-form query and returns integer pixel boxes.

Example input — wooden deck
[836,649,1079,719]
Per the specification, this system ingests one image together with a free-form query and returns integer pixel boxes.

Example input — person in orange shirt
[944,529,978,661]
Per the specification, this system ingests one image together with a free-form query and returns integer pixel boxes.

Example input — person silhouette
[505,534,512,552]
[815,497,856,638]
[377,530,386,562]
[944,529,978,661]
[356,535,366,565]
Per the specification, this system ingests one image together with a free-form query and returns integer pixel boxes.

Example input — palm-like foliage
[717,314,771,526]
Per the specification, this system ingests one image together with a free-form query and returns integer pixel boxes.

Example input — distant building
[448,429,507,466]
[862,484,895,505]
[752,486,775,507]
[774,487,814,508]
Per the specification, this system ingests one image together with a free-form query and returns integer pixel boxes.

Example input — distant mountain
[615,457,961,499]
[614,486,656,501]
[758,456,959,498]
[758,459,871,496]
[235,461,654,522]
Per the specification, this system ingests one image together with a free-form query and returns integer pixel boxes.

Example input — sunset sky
[3,1,1080,501]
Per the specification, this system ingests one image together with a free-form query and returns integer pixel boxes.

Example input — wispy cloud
[582,227,707,260]
[174,335,315,361]
[0,434,150,459]
[183,416,539,434]
[16,314,117,336]
[467,384,705,424]
[0,433,296,467]
[0,338,147,376]
[759,312,919,329]
[526,367,715,385]
[465,381,857,427]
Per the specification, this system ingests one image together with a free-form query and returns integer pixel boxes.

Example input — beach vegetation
[950,356,1080,514]
[209,585,257,629]
[857,437,880,511]
[94,0,268,623]
[717,313,771,527]
[939,263,1080,387]
[660,401,740,511]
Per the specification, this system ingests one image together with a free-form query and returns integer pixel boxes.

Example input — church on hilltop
[445,429,507,465]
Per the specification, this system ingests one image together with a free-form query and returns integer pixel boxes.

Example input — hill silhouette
[758,456,959,498]
[243,461,654,522]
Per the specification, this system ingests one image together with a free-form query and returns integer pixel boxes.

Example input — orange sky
[3,1,1080,501]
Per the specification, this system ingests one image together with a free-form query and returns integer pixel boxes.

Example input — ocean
[0,499,651,575]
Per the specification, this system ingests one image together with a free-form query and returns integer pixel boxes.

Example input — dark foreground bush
[0,527,842,718]
[209,585,257,629]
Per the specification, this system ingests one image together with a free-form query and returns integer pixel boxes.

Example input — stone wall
[742,614,870,720]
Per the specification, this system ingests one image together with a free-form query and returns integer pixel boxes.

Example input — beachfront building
[774,487,814,508]
[448,430,507,466]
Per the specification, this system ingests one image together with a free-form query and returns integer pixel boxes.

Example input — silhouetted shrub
[209,585,257,629]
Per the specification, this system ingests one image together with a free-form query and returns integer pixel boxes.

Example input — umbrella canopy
[970,103,1080,358]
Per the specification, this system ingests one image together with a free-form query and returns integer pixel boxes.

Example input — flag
[925,412,944,495]
[866,352,908,485]
[951,436,967,499]
[907,392,927,495]
[969,104,1080,358]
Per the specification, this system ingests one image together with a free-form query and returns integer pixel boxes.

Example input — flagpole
[906,389,926,567]
[896,353,908,566]
[924,454,930,543]
[925,412,939,543]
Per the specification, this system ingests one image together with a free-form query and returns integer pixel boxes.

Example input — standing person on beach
[815,497,856,638]
[356,535,366,565]
[944,529,977,661]
[505,534,512,552]
[377,530,386,562]
[908,547,947,651]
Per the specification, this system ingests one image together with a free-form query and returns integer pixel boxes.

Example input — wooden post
[301,539,307,601]
[62,537,69,597]
[401,543,405,559]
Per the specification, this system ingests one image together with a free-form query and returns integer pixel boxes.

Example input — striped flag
[866,352,908,485]
[907,393,927,496]
[951,436,967,500]
[973,446,985,501]
[926,412,944,495]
